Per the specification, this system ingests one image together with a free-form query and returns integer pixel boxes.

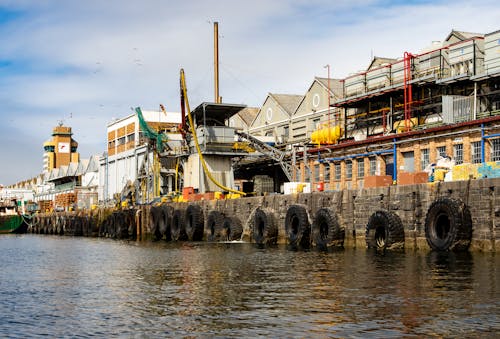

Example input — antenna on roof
[57,112,73,126]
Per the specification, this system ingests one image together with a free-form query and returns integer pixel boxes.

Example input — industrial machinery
[178,69,248,197]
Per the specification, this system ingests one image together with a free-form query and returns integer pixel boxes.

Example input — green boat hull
[0,214,27,234]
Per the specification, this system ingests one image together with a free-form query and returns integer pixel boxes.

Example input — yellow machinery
[311,125,342,145]
[180,69,245,196]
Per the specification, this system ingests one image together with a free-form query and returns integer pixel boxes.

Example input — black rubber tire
[56,216,64,235]
[185,204,204,241]
[149,206,164,240]
[42,217,48,234]
[161,205,174,241]
[74,216,83,236]
[109,213,118,238]
[81,215,90,237]
[252,208,278,245]
[39,217,45,234]
[285,204,311,248]
[31,216,39,233]
[99,214,107,237]
[123,209,137,240]
[62,216,70,235]
[51,216,58,235]
[171,209,187,241]
[206,210,225,242]
[312,208,344,249]
[116,211,129,239]
[149,206,161,240]
[425,197,472,251]
[366,210,405,250]
[222,216,243,241]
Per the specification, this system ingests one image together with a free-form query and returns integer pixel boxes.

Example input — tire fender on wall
[365,210,405,250]
[206,210,224,242]
[171,209,187,241]
[425,197,472,251]
[222,216,243,241]
[312,207,344,249]
[285,204,311,248]
[185,204,204,241]
[252,208,278,245]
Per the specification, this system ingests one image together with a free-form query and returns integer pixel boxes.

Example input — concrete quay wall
[181,177,498,252]
[31,178,500,252]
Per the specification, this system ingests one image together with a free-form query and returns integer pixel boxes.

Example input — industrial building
[99,107,182,203]
[8,28,500,207]
[236,29,500,192]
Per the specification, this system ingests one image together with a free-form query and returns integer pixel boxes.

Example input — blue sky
[0,0,499,185]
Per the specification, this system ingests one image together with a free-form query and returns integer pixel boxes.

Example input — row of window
[312,156,379,182]
[309,139,500,182]
[422,140,500,168]
[108,133,135,148]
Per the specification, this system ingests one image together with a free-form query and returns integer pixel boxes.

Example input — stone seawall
[30,178,500,252]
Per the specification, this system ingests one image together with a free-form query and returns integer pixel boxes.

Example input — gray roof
[269,94,304,115]
[236,107,259,126]
[191,102,246,126]
[367,56,398,70]
[315,77,344,98]
[445,30,484,42]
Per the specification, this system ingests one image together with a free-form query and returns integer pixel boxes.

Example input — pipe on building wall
[319,149,393,163]
[483,133,500,139]
[393,138,397,181]
[308,120,500,157]
[483,131,500,163]
[473,82,477,120]
[481,124,485,163]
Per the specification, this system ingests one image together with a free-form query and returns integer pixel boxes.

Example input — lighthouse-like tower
[43,123,80,173]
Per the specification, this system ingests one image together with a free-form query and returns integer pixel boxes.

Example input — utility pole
[214,22,221,104]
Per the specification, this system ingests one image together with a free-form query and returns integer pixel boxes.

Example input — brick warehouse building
[238,29,500,192]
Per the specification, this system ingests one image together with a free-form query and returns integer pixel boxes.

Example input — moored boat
[0,199,29,234]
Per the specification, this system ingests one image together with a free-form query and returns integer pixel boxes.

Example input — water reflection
[0,235,499,337]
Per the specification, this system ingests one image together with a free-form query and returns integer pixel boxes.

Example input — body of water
[1,235,499,338]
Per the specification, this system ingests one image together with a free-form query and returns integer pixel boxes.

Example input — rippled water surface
[1,235,499,338]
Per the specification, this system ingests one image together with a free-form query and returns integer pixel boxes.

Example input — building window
[312,118,320,130]
[334,163,341,180]
[314,164,320,182]
[304,165,311,182]
[491,139,500,161]
[437,146,447,158]
[471,141,481,164]
[421,148,430,170]
[369,157,376,176]
[127,133,135,142]
[453,144,463,164]
[357,158,364,178]
[117,137,126,145]
[346,160,352,179]
[323,164,330,183]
